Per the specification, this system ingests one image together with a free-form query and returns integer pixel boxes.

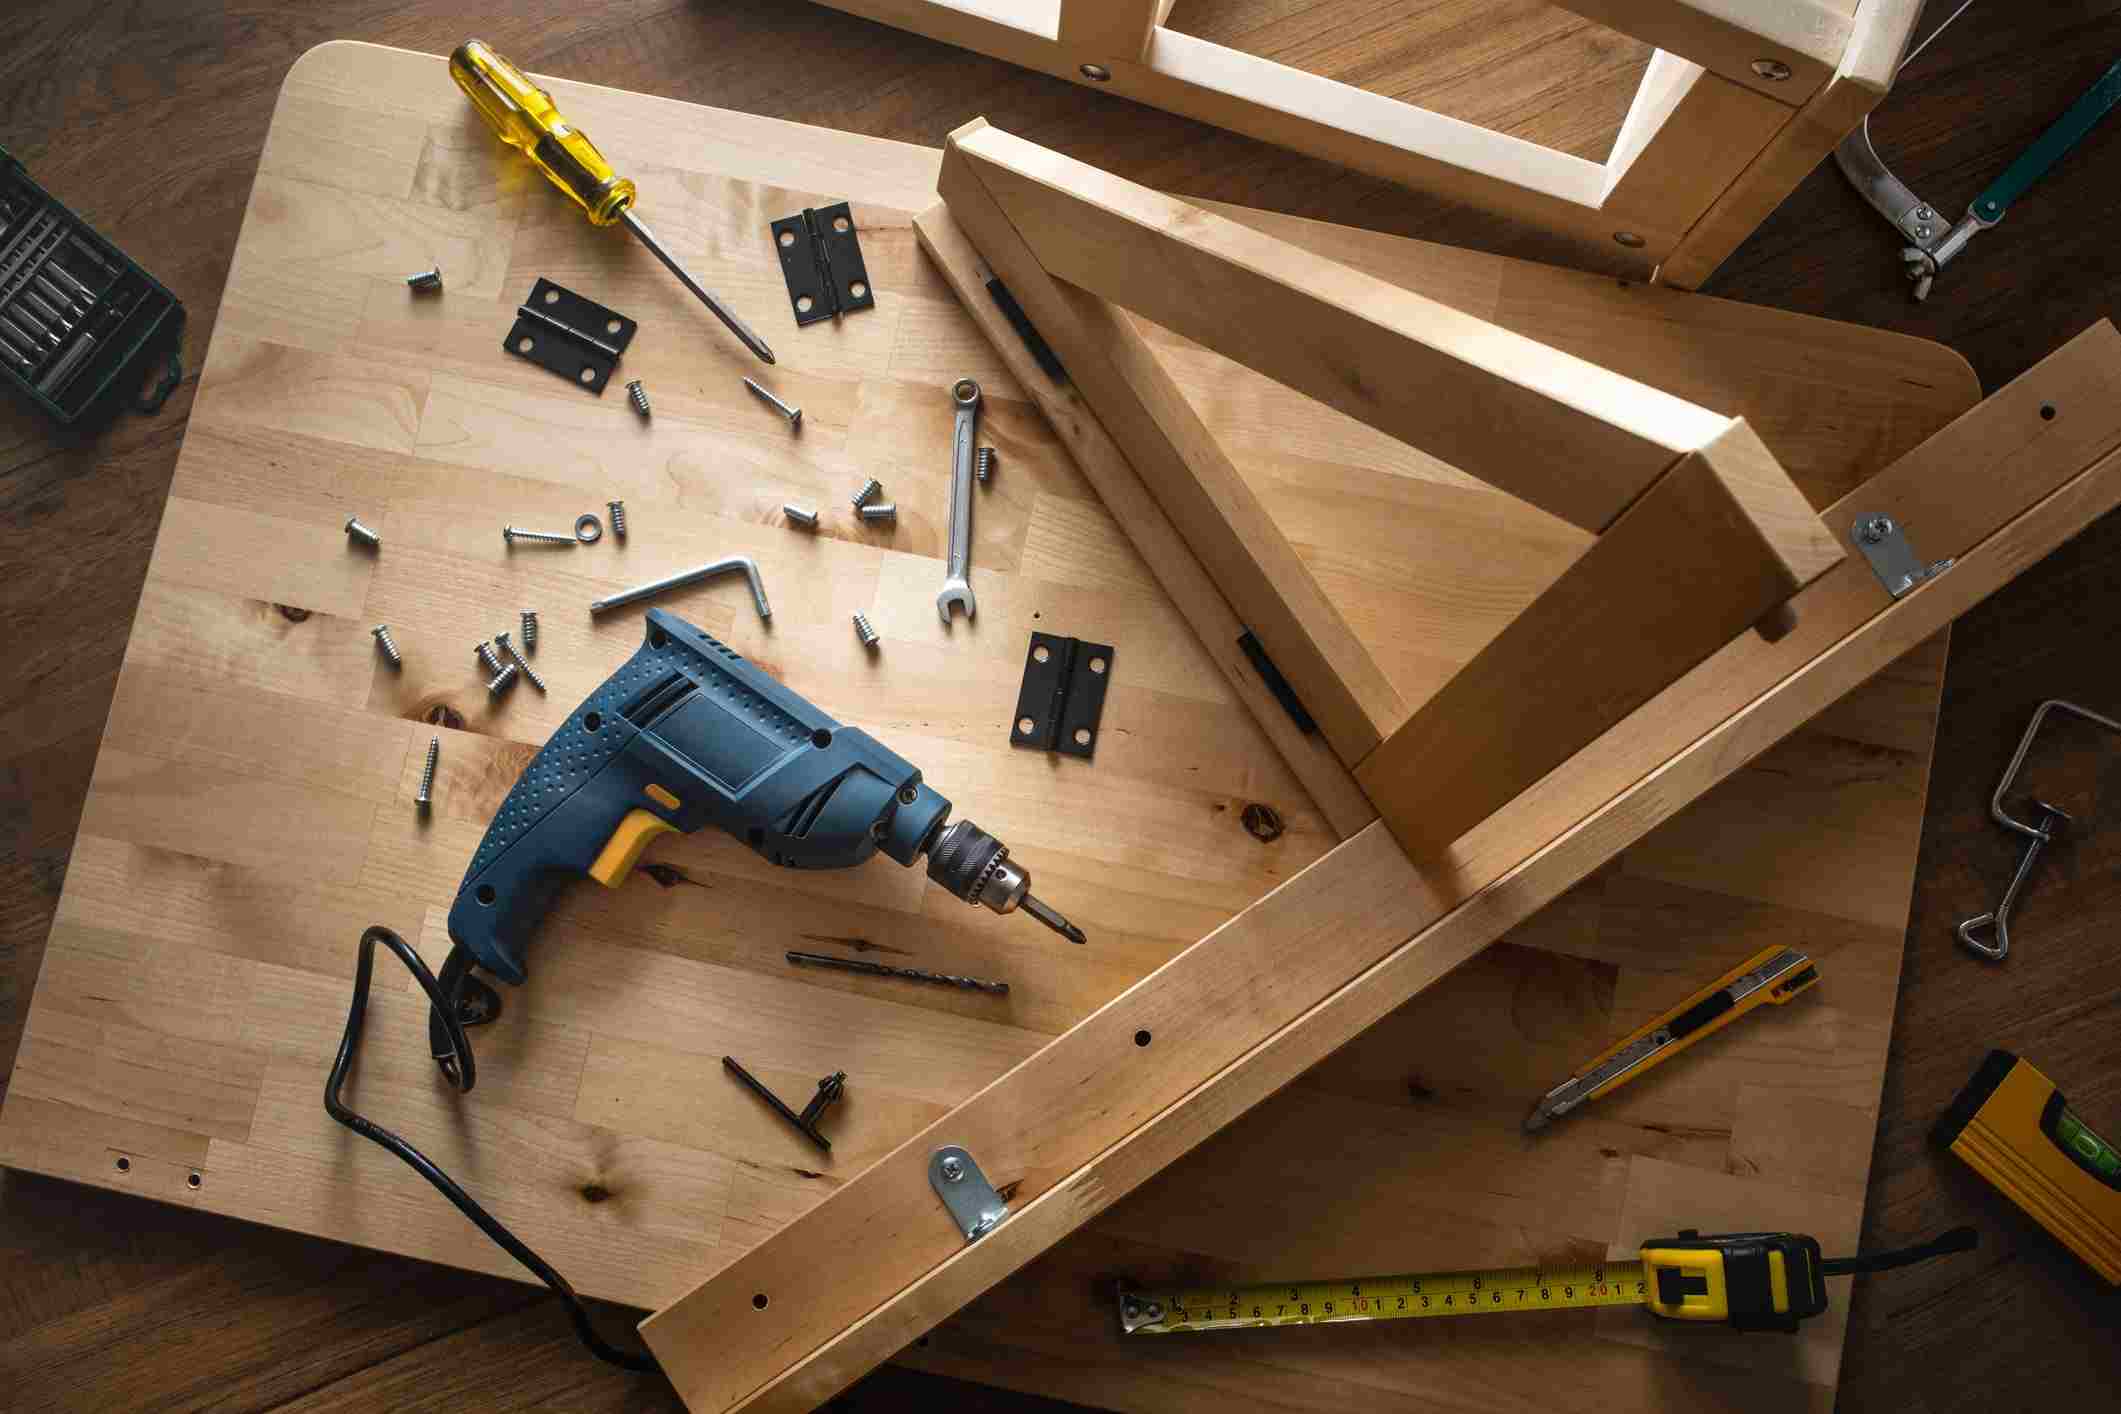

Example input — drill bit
[786,951,1009,995]
[1020,895,1087,945]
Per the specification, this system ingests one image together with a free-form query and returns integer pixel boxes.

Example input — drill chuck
[924,819,1086,944]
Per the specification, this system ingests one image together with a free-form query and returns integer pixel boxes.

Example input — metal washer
[574,513,604,544]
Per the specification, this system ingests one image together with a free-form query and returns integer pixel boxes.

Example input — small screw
[852,477,883,511]
[475,640,506,675]
[1916,206,1936,221]
[371,624,403,669]
[1915,224,1934,240]
[520,609,539,651]
[503,525,576,546]
[345,516,381,549]
[486,662,519,696]
[1079,63,1111,81]
[499,633,547,692]
[607,500,627,538]
[975,446,995,484]
[857,501,897,522]
[1859,515,1895,545]
[783,503,820,529]
[406,265,443,293]
[744,377,802,431]
[1613,231,1645,248]
[416,736,439,811]
[941,1155,965,1182]
[853,612,879,648]
[625,380,651,418]
[1751,58,1792,81]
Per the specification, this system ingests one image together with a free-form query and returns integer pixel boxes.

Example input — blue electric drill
[432,607,1083,1042]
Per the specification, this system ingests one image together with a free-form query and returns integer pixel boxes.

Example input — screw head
[1916,206,1936,221]
[1079,63,1111,82]
[1859,515,1895,544]
[1915,224,1934,240]
[941,1156,965,1183]
[1612,231,1646,248]
[1751,58,1792,81]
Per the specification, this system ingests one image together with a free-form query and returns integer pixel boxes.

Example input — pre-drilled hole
[115,1155,132,1172]
[584,711,602,732]
[1134,1029,1151,1047]
[187,1171,202,1189]
[476,884,496,906]
[752,1293,769,1310]
[2041,404,2057,421]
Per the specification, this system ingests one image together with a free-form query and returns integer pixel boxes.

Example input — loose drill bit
[787,951,1009,995]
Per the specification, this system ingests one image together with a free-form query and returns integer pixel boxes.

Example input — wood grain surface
[1,4,2117,1414]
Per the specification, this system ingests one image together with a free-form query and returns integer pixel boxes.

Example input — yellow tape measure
[1121,1260,1649,1335]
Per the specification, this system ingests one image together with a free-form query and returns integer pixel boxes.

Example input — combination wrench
[937,377,980,623]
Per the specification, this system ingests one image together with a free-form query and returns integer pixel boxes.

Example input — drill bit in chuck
[923,818,1087,944]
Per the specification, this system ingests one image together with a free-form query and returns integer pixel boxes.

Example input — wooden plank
[1658,0,1922,287]
[948,119,1744,533]
[1599,52,1794,234]
[636,326,2121,1407]
[912,204,1379,837]
[1553,0,1854,100]
[639,326,2121,1410]
[1056,0,1159,60]
[1355,418,1844,859]
[935,137,1405,766]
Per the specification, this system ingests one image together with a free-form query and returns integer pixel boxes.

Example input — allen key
[1958,699,2121,961]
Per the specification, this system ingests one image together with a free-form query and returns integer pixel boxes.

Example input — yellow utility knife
[1524,945,1819,1132]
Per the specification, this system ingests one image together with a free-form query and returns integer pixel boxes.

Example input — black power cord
[325,925,659,1374]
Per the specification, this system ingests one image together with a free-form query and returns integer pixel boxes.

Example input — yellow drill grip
[449,39,635,226]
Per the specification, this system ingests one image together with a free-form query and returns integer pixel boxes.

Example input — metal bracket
[1237,630,1317,733]
[770,202,874,325]
[503,278,636,394]
[1849,514,1953,599]
[929,1145,1009,1242]
[1011,632,1113,759]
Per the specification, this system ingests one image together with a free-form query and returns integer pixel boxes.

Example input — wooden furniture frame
[637,118,2121,1413]
[794,0,1923,284]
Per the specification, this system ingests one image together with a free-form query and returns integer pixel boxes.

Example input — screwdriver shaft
[619,209,775,366]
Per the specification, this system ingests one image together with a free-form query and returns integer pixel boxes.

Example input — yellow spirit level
[1935,1049,2121,1283]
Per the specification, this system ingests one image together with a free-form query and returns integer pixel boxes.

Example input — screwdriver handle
[449,39,634,226]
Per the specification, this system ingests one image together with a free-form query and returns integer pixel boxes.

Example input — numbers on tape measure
[1127,1260,1648,1335]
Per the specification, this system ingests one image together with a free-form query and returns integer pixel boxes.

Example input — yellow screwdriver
[450,39,774,365]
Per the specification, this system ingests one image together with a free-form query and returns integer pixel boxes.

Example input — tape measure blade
[1122,1262,1648,1334]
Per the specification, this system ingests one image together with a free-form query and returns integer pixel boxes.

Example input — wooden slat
[1599,51,1793,235]
[1658,0,1922,287]
[1355,418,1844,859]
[1056,0,1160,60]
[639,326,2121,1411]
[912,204,1379,836]
[1553,0,1854,100]
[935,133,1405,766]
[948,119,1739,534]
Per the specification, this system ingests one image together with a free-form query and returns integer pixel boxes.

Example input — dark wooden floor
[4,3,2119,1411]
